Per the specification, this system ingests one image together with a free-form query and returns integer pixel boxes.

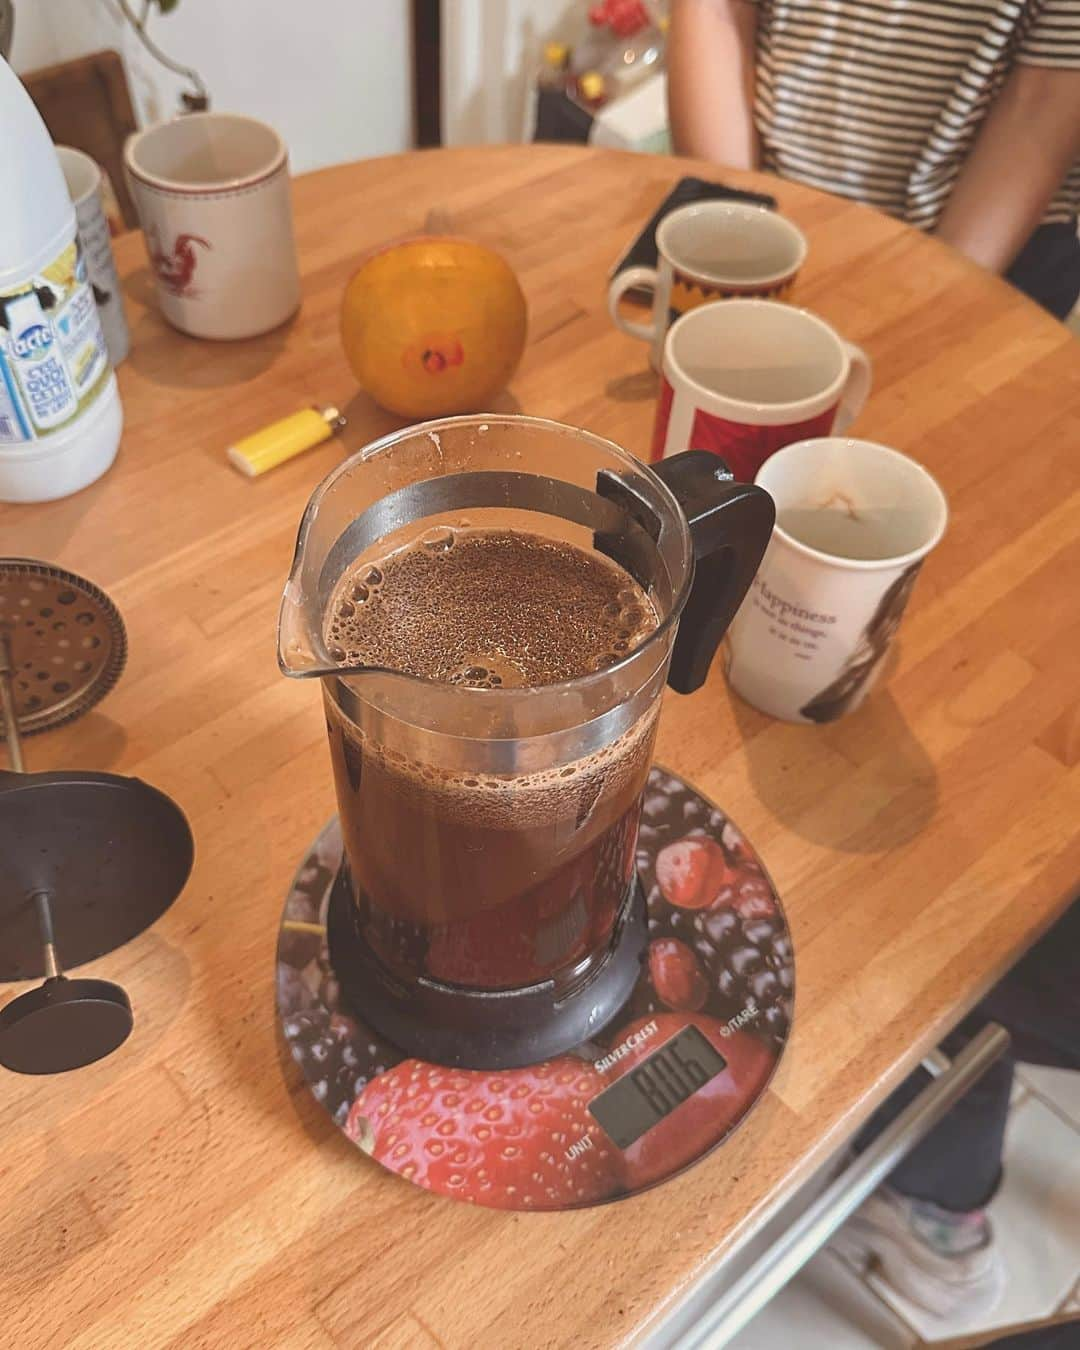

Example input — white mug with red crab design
[124,112,301,340]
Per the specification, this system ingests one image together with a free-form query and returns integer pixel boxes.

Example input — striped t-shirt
[752,0,1080,229]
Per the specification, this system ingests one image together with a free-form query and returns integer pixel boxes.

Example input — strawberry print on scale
[276,767,793,1211]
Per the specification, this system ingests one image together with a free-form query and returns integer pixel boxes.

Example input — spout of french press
[278,517,354,681]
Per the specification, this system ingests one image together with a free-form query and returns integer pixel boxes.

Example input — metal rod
[665,1023,1011,1350]
[0,631,25,772]
[921,1047,951,1077]
[34,892,62,980]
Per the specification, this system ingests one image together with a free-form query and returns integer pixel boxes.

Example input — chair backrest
[23,49,139,230]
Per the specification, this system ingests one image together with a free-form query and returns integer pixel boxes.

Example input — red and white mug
[649,300,871,484]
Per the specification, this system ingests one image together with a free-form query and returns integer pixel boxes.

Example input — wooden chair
[22,49,139,229]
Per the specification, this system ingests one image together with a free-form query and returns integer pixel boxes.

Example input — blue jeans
[854,900,1080,1212]
[1006,221,1080,321]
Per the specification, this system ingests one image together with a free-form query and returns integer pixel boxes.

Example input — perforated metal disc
[0,558,126,741]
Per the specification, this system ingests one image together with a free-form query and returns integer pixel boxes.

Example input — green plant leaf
[154,0,181,13]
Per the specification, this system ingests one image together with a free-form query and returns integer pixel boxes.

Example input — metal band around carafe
[319,468,674,773]
[329,655,669,775]
[318,470,660,608]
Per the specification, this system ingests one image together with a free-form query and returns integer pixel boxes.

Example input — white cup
[650,299,871,484]
[726,437,948,723]
[608,201,807,368]
[124,112,300,340]
[56,146,130,366]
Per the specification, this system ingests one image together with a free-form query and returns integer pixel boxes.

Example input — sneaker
[830,1185,1005,1319]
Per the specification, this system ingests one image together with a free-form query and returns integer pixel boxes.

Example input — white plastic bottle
[0,56,123,502]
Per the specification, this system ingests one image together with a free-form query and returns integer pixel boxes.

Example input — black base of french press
[326,868,648,1071]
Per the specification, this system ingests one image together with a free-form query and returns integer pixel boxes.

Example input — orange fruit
[340,236,528,418]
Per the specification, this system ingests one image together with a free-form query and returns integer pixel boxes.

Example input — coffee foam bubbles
[327,694,660,832]
[325,527,658,687]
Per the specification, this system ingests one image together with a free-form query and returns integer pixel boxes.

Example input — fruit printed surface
[276,768,792,1209]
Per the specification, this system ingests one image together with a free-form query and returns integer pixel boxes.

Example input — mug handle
[653,451,776,695]
[835,341,872,433]
[607,265,660,342]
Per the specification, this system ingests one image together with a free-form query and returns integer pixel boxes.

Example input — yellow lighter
[227,406,346,478]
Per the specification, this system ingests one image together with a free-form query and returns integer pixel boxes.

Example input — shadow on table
[121,267,295,388]
[605,368,658,403]
[0,1131,130,1300]
[54,711,128,774]
[487,387,523,415]
[729,675,939,853]
[122,262,161,313]
[337,387,523,450]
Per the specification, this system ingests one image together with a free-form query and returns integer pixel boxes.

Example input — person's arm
[668,0,760,170]
[935,64,1080,273]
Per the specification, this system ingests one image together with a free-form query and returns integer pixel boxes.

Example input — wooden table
[2,145,1078,1350]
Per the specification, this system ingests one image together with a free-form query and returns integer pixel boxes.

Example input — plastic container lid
[0,58,78,288]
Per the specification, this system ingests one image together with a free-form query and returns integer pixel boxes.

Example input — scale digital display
[588,1025,728,1150]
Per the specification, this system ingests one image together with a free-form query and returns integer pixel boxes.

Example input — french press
[279,416,774,1069]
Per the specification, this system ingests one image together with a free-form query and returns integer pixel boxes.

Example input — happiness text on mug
[749,577,837,660]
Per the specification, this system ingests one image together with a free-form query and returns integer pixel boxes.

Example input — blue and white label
[12,321,53,359]
[5,290,77,432]
[0,234,111,444]
[0,352,31,444]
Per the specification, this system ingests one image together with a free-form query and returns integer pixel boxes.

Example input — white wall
[442,0,579,145]
[12,0,414,173]
[9,0,60,70]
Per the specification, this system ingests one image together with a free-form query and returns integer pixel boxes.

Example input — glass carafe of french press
[279,415,773,1068]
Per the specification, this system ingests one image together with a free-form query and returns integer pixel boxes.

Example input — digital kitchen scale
[276,767,792,1209]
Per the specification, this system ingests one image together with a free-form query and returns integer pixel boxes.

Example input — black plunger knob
[0,894,133,1075]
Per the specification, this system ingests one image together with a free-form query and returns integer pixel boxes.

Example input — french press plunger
[0,560,194,1074]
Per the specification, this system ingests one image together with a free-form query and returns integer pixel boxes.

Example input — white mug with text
[725,438,948,723]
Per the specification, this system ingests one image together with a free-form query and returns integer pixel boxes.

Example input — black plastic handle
[654,452,775,694]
